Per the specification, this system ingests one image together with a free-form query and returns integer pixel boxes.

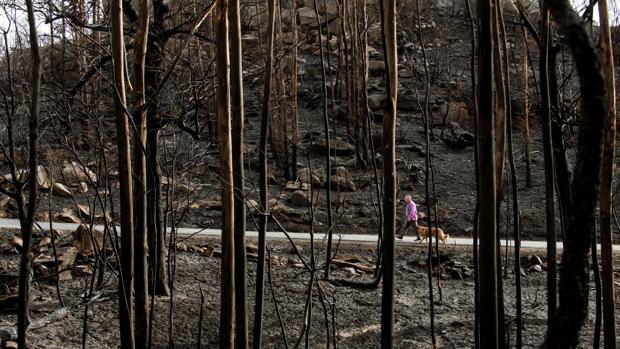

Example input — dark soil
[1,234,618,348]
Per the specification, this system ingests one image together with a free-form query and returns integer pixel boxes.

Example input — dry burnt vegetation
[0,0,618,348]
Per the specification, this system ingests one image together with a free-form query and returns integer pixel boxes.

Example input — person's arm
[407,202,416,221]
[410,202,417,221]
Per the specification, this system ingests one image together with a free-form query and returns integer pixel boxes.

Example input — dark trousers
[397,220,418,238]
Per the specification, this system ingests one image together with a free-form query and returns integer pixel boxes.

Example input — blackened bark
[17,1,41,347]
[476,0,499,346]
[597,0,617,345]
[252,0,275,346]
[543,0,606,346]
[379,0,397,346]
[111,0,135,347]
[146,0,170,297]
[229,0,248,346]
[215,0,235,346]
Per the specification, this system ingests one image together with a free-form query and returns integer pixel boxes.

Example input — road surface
[1,218,619,251]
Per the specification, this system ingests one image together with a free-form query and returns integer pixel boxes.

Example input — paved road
[1,218,619,251]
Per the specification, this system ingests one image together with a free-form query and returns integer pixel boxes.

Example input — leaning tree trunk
[216,0,235,347]
[252,0,275,347]
[597,0,617,346]
[379,0,397,346]
[131,1,151,347]
[476,0,499,346]
[111,0,135,347]
[543,0,606,346]
[17,1,41,347]
[229,0,248,346]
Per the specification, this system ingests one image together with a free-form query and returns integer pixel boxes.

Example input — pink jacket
[406,201,417,221]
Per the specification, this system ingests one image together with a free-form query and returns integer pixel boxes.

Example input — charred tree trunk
[132,1,151,347]
[216,0,235,347]
[112,0,135,346]
[17,1,41,347]
[379,0,397,346]
[548,49,572,231]
[358,0,370,167]
[539,4,558,337]
[290,0,299,179]
[494,6,510,345]
[313,0,334,280]
[543,0,606,345]
[252,0,275,346]
[476,0,499,346]
[519,29,532,188]
[597,0,617,346]
[506,56,523,349]
[229,0,248,346]
[146,0,170,298]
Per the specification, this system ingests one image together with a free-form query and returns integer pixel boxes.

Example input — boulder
[72,224,104,256]
[51,183,72,198]
[330,175,356,192]
[9,236,22,250]
[397,92,422,112]
[298,7,317,25]
[34,237,51,251]
[310,139,356,156]
[298,167,324,187]
[360,206,373,218]
[441,122,475,148]
[77,182,88,194]
[76,204,91,219]
[368,60,386,75]
[441,101,470,125]
[368,94,386,111]
[36,165,51,190]
[33,246,78,281]
[330,166,350,178]
[289,190,309,207]
[62,162,97,185]
[56,208,81,223]
[272,202,309,222]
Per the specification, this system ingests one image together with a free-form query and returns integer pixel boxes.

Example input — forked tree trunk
[111,0,135,347]
[229,0,248,346]
[216,0,235,347]
[543,0,606,346]
[252,0,275,346]
[476,0,499,346]
[597,0,617,346]
[131,1,151,347]
[379,0,397,346]
[17,1,41,347]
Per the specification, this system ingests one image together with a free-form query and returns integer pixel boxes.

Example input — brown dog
[416,225,450,245]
